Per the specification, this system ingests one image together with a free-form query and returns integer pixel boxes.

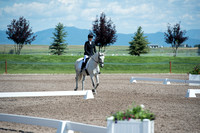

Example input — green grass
[0,54,80,74]
[0,54,199,74]
[102,56,199,73]
[0,45,199,56]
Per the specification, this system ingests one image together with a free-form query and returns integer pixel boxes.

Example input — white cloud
[0,0,199,33]
[58,0,76,5]
[87,0,101,8]
[57,0,82,12]
[81,8,98,20]
[4,2,44,18]
[168,0,176,3]
[0,8,2,16]
[2,0,81,18]
[107,2,139,16]
[182,14,194,20]
[106,2,155,20]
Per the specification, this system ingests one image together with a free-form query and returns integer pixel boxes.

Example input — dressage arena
[0,74,199,133]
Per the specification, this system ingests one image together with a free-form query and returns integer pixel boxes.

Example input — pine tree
[49,23,67,55]
[129,26,149,56]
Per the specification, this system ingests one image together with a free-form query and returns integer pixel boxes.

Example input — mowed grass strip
[0,45,199,56]
[0,54,199,74]
[0,54,80,74]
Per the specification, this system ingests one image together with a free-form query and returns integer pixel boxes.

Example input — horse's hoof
[96,83,99,87]
[74,89,77,91]
[92,89,97,95]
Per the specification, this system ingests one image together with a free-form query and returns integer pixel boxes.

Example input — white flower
[140,104,145,109]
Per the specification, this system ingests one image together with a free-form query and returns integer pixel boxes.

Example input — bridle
[92,53,104,66]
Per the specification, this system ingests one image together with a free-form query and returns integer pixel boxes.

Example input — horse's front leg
[95,74,99,89]
[90,76,97,94]
[82,75,86,91]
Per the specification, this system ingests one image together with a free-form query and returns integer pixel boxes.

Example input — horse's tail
[75,57,84,81]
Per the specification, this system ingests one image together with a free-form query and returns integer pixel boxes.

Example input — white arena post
[130,77,168,84]
[0,90,94,100]
[130,77,200,85]
[163,78,171,85]
[186,89,200,98]
[130,77,137,83]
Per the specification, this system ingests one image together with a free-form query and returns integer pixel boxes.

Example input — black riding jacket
[84,41,96,57]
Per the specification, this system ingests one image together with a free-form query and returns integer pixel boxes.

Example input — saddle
[81,58,90,75]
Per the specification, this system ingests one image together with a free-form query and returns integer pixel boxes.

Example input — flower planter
[107,117,154,133]
[189,74,200,86]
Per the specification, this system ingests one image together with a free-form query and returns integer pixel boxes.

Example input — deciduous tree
[164,22,188,57]
[92,12,117,52]
[6,16,36,55]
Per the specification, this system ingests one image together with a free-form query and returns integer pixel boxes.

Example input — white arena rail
[0,113,68,133]
[130,77,200,85]
[0,90,94,99]
[186,89,200,98]
[0,113,107,133]
[66,121,107,133]
[0,113,154,133]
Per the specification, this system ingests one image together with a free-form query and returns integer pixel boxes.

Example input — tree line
[6,13,188,57]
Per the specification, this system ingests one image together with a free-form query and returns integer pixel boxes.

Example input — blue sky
[0,0,200,33]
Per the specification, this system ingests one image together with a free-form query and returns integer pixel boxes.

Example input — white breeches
[84,55,89,63]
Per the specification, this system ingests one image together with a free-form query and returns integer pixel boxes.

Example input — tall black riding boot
[80,62,86,73]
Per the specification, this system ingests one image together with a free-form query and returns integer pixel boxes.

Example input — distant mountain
[32,27,89,45]
[32,28,53,45]
[0,27,200,47]
[0,30,14,44]
[117,30,200,47]
[186,29,200,40]
[146,30,200,47]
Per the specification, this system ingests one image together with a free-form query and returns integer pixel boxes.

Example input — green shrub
[110,102,155,123]
[189,64,200,75]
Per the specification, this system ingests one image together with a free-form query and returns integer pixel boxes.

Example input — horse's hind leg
[82,75,86,91]
[74,74,78,91]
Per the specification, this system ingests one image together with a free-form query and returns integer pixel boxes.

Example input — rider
[81,33,96,72]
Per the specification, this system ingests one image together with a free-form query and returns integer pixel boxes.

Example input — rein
[91,54,103,65]
[92,57,99,64]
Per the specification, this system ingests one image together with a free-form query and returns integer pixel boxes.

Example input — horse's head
[98,52,105,68]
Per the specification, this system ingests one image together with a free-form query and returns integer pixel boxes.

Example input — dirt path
[0,74,199,133]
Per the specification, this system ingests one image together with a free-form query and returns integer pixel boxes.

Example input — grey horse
[74,52,105,94]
